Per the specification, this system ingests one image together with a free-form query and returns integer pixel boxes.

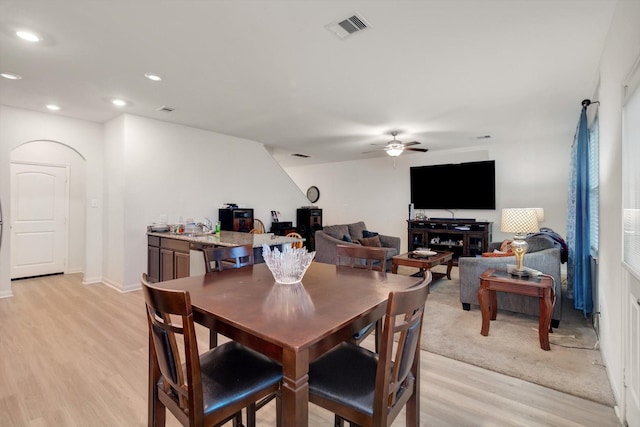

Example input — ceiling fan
[364,131,429,157]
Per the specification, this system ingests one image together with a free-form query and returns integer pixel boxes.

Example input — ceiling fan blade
[406,147,429,153]
[402,141,421,147]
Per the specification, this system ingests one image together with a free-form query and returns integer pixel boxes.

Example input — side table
[478,268,555,350]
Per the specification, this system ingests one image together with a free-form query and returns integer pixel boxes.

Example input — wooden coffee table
[391,250,454,280]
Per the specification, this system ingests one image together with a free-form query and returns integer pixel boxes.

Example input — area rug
[406,266,616,406]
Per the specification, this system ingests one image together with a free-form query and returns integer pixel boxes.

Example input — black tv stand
[407,219,492,265]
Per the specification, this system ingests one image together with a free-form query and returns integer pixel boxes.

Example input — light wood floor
[0,273,620,426]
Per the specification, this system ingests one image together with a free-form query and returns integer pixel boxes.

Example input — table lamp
[501,208,540,277]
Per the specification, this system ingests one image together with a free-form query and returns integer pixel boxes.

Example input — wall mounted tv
[410,160,496,210]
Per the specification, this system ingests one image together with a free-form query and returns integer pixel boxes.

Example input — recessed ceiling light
[46,104,60,111]
[1,72,22,80]
[112,99,127,107]
[145,73,162,81]
[16,31,40,42]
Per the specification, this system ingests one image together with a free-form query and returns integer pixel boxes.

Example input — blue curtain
[567,106,593,316]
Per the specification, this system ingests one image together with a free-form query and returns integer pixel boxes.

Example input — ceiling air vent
[291,153,310,158]
[156,106,175,113]
[325,13,371,40]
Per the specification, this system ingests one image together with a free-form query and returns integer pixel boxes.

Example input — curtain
[567,105,593,316]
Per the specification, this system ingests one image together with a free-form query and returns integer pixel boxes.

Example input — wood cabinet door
[148,245,160,283]
[174,251,190,279]
[160,249,174,282]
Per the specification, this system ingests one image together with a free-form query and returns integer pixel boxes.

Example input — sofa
[315,221,401,272]
[458,235,563,327]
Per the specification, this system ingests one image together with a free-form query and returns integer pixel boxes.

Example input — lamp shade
[501,208,540,234]
[529,207,545,222]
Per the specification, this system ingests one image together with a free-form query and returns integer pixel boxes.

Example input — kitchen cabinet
[148,235,190,282]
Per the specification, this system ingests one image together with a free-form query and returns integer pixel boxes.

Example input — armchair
[458,236,563,327]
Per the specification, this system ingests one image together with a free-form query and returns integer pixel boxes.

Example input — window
[588,115,599,255]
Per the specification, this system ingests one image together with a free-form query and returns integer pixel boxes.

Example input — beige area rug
[400,266,616,406]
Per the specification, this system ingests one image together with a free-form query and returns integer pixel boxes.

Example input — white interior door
[626,272,640,427]
[10,162,68,279]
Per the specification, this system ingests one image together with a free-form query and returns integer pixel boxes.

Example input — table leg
[391,261,398,274]
[478,282,491,336]
[445,259,453,280]
[281,348,309,427]
[538,288,553,351]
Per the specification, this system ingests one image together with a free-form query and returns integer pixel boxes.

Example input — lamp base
[510,269,530,278]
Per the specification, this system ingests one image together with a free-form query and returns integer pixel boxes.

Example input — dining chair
[141,273,282,427]
[249,228,263,234]
[308,274,431,427]
[202,244,254,273]
[253,218,266,233]
[336,244,387,352]
[285,232,304,249]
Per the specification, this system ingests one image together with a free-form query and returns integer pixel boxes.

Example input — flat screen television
[410,160,496,210]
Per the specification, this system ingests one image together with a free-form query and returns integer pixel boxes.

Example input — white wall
[286,137,569,252]
[0,106,104,297]
[109,114,309,290]
[593,0,640,417]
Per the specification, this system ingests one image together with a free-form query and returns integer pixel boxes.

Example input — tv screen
[410,160,496,210]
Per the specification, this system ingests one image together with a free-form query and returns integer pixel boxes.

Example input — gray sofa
[315,221,400,271]
[458,235,563,327]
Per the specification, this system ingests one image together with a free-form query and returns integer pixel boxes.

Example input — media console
[407,219,492,265]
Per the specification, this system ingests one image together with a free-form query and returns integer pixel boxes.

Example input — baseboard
[0,289,14,299]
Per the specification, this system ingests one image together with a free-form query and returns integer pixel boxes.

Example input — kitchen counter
[146,230,304,249]
[147,230,307,281]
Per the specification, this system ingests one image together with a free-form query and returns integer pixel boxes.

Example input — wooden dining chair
[285,232,304,249]
[141,273,282,427]
[202,244,254,273]
[308,274,431,427]
[336,244,388,352]
[253,218,266,233]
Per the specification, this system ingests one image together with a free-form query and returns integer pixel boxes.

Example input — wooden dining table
[149,261,425,427]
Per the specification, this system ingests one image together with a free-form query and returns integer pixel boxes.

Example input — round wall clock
[306,186,320,203]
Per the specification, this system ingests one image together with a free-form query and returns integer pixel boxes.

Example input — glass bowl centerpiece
[262,244,316,284]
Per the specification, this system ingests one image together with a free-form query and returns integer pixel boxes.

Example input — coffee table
[391,250,454,280]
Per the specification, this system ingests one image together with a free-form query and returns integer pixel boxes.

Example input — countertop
[147,230,304,248]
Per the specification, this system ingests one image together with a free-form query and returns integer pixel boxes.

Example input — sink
[182,232,212,237]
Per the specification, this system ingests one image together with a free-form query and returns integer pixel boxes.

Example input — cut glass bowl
[262,244,316,284]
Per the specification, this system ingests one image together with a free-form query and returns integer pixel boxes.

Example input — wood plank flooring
[0,273,620,426]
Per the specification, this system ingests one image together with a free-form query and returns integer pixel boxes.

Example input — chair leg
[246,403,257,427]
[374,319,382,353]
[334,414,345,427]
[231,410,244,427]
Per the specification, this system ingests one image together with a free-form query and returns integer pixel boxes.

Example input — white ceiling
[0,0,616,167]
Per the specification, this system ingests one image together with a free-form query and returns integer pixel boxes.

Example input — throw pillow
[358,236,382,247]
[500,240,513,253]
[347,222,367,240]
[362,230,379,238]
[342,234,353,243]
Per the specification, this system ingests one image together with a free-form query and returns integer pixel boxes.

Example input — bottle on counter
[215,221,221,236]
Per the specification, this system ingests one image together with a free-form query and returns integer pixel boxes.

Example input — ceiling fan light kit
[385,143,404,157]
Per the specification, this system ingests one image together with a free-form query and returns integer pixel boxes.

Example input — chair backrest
[285,232,304,249]
[374,273,431,425]
[336,244,387,272]
[253,218,266,233]
[249,228,263,234]
[202,244,254,273]
[141,273,203,422]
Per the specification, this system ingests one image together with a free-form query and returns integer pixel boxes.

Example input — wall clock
[306,186,320,203]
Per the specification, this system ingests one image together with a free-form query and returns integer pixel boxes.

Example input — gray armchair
[458,236,563,327]
[314,221,400,272]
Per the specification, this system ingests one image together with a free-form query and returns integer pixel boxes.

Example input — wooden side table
[478,269,555,350]
[391,251,453,280]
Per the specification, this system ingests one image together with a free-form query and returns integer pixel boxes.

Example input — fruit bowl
[262,244,316,284]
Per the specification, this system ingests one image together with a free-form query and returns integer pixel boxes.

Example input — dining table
[148,261,426,427]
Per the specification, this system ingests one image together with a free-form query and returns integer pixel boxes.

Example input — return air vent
[325,13,371,40]
[156,106,175,113]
